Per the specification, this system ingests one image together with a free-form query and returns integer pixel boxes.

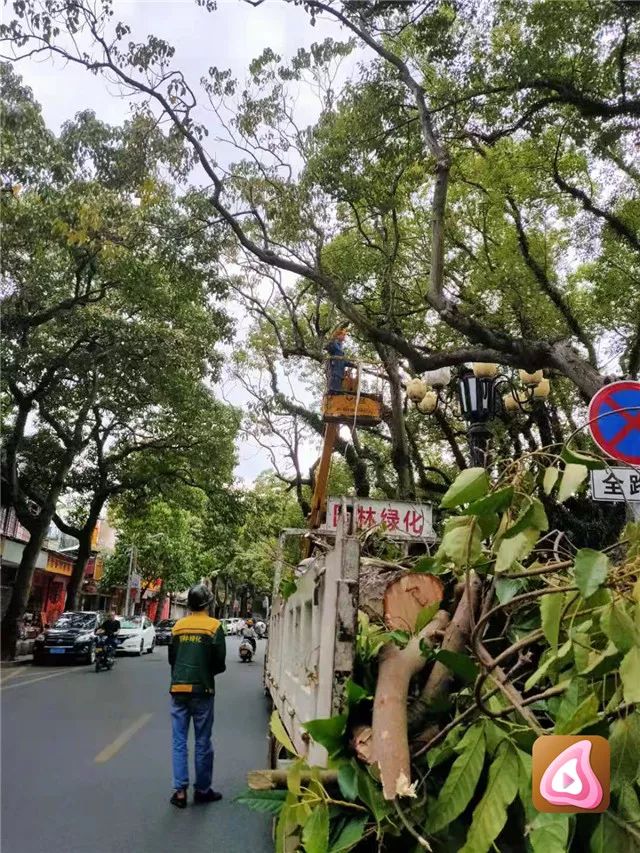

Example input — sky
[12,0,358,483]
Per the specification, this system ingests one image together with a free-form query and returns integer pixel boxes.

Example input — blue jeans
[170,695,215,791]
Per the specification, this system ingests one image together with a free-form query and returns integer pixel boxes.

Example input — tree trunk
[409,573,483,738]
[382,350,415,499]
[548,340,605,402]
[533,400,555,449]
[155,581,166,623]
[1,521,49,659]
[64,530,93,612]
[63,494,105,612]
[371,610,449,799]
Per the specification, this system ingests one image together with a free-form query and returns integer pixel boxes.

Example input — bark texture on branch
[409,572,483,739]
[247,769,338,790]
[371,609,449,800]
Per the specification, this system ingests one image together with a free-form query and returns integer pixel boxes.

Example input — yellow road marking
[94,714,153,764]
[1,668,78,691]
[0,668,26,684]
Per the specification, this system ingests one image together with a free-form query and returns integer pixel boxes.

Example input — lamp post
[124,545,136,618]
[458,368,498,467]
[408,363,551,468]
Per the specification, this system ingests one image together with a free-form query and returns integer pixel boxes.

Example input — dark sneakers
[170,788,187,809]
[194,788,223,804]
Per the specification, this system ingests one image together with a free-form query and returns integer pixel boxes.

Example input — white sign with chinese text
[325,497,435,540]
[590,468,640,502]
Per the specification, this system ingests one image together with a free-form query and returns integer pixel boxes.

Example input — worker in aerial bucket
[325,324,355,393]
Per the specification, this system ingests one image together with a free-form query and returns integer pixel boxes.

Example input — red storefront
[32,553,74,628]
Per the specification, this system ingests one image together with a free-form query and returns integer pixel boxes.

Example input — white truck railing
[265,509,359,766]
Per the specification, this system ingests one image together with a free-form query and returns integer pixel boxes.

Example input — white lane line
[94,713,153,764]
[1,667,79,690]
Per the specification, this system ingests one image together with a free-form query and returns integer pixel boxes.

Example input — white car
[115,615,156,655]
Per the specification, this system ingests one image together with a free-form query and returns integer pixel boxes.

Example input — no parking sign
[588,381,640,466]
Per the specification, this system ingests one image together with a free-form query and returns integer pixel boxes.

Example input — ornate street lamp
[409,362,551,468]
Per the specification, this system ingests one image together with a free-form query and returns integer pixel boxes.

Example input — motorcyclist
[97,610,120,654]
[240,619,257,653]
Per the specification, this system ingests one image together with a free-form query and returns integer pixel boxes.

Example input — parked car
[154,618,176,646]
[115,615,156,655]
[33,611,104,665]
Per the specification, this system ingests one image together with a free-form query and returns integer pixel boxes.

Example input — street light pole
[124,545,136,617]
[409,362,552,471]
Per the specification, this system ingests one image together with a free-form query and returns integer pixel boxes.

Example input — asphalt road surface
[1,637,272,853]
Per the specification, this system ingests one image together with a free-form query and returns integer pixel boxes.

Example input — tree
[2,0,637,403]
[202,473,305,616]
[0,65,235,656]
[103,497,209,611]
[54,387,238,612]
[5,2,636,522]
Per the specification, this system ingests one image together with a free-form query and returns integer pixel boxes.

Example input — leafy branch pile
[242,450,640,852]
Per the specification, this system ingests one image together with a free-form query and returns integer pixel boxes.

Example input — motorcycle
[238,638,254,663]
[95,636,116,672]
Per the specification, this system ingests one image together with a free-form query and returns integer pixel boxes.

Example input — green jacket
[168,612,226,695]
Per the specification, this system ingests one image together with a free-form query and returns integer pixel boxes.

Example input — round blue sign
[588,381,640,466]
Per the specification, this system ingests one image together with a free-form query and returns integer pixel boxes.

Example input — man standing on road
[168,584,226,809]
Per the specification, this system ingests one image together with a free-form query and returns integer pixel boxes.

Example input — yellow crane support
[303,357,384,556]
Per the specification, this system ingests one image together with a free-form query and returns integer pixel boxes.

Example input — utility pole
[124,545,136,617]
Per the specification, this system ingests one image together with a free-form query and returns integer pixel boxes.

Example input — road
[1,637,272,853]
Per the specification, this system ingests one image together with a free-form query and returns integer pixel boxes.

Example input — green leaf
[574,548,610,598]
[478,511,500,538]
[344,679,370,706]
[620,647,640,704]
[328,816,368,853]
[415,602,440,634]
[601,602,639,653]
[466,487,514,516]
[235,788,287,815]
[433,649,479,682]
[440,468,490,508]
[495,576,524,604]
[555,692,600,735]
[388,630,410,646]
[617,781,640,824]
[413,555,440,574]
[572,631,591,674]
[302,801,329,853]
[425,724,486,834]
[437,516,482,569]
[427,725,464,769]
[271,710,299,757]
[517,749,535,823]
[459,740,520,853]
[303,715,347,757]
[503,498,548,539]
[495,527,538,572]
[543,466,560,495]
[337,762,359,801]
[609,712,640,792]
[529,813,570,853]
[561,445,606,470]
[579,643,622,678]
[540,592,564,647]
[589,810,640,852]
[356,766,392,825]
[557,463,588,502]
